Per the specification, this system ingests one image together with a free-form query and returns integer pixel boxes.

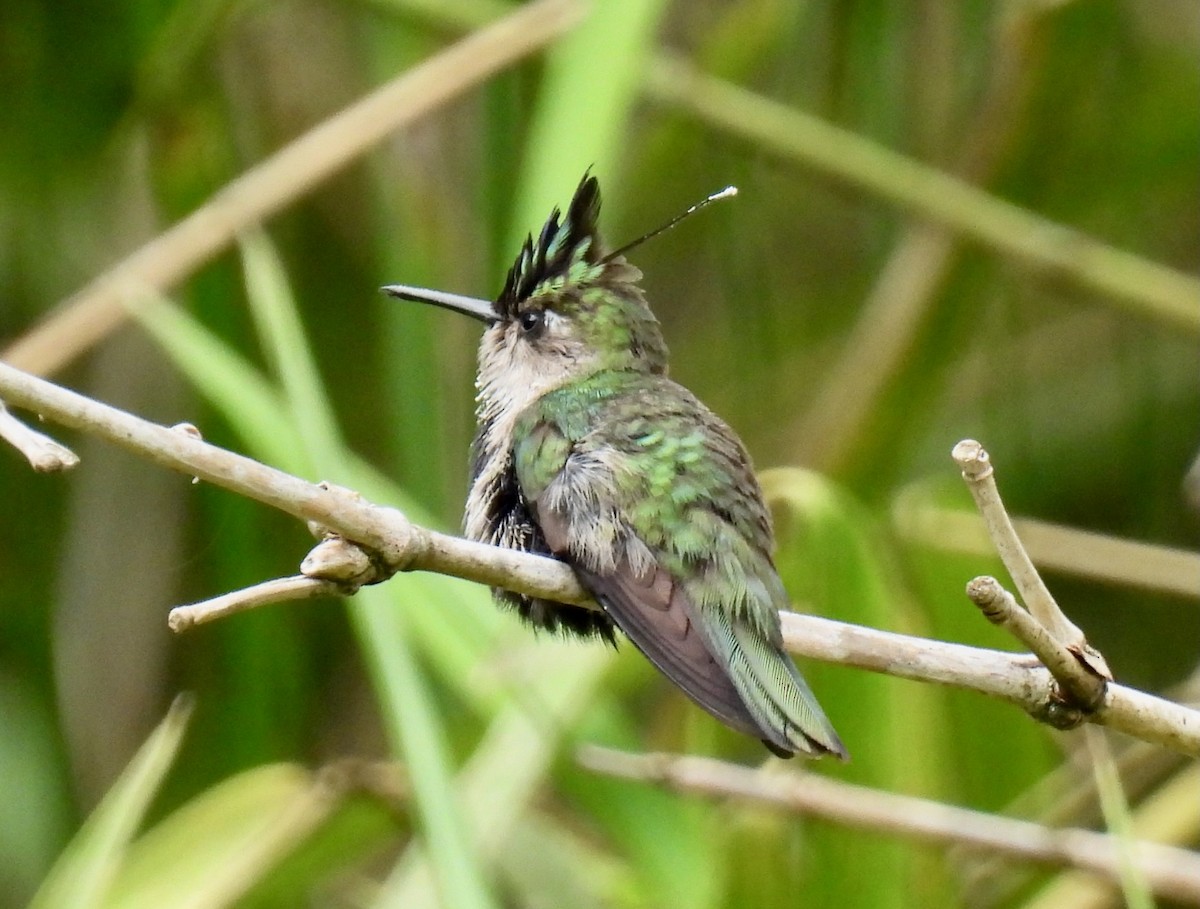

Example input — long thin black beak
[382,284,498,323]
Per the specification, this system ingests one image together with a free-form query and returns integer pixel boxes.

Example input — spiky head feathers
[489,173,669,378]
[496,173,604,317]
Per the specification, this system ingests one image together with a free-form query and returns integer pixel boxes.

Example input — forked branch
[0,361,1196,756]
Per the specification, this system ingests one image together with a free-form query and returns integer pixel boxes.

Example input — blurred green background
[1,0,1197,907]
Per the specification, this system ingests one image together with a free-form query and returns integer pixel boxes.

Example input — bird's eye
[518,310,543,334]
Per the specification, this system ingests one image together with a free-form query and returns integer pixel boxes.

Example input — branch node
[169,424,204,483]
[1033,694,1087,731]
[966,575,1107,715]
[371,506,425,572]
[301,536,382,587]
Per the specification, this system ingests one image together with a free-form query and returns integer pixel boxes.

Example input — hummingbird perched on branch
[384,173,846,759]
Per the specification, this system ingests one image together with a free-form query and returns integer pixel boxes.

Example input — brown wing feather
[583,562,768,739]
[535,504,766,741]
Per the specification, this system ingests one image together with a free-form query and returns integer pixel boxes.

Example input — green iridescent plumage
[384,173,845,759]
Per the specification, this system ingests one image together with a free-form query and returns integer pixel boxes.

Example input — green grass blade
[238,234,499,909]
[128,295,302,466]
[1084,728,1154,909]
[106,764,338,909]
[376,641,615,905]
[354,587,500,909]
[29,698,192,909]
[509,0,670,247]
[761,467,951,907]
[239,230,343,478]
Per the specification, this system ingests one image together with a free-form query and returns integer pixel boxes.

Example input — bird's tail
[706,611,848,760]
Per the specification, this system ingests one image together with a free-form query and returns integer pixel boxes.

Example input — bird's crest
[496,172,737,321]
[496,173,605,318]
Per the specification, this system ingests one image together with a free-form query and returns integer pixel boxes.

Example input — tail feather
[702,610,848,760]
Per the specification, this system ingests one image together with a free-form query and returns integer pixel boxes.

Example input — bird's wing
[538,499,843,757]
[514,387,845,759]
[535,504,766,740]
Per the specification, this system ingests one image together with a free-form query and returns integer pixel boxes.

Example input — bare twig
[169,576,345,632]
[171,532,445,629]
[1,361,1198,755]
[0,402,79,471]
[968,576,1106,716]
[0,361,423,563]
[576,746,1200,904]
[0,0,586,377]
[953,439,1112,683]
[947,440,1200,754]
[953,440,1081,642]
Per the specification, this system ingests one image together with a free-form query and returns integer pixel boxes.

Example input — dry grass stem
[892,503,1200,599]
[577,746,1200,904]
[795,12,1041,469]
[0,0,585,378]
[645,54,1200,333]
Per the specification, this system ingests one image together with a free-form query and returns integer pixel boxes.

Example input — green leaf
[105,764,333,909]
[29,698,192,909]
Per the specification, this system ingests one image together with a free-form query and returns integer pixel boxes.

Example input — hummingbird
[384,173,846,759]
